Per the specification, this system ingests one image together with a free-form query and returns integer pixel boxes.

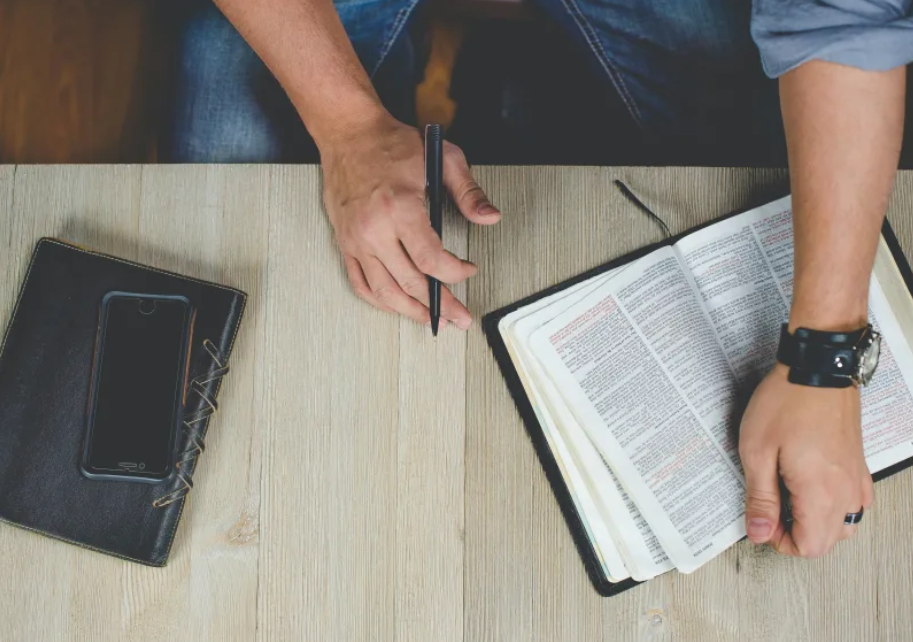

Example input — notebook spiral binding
[153,339,230,508]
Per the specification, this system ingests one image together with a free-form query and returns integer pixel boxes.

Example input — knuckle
[371,285,397,305]
[400,277,427,296]
[376,190,396,213]
[746,488,779,512]
[810,487,837,514]
[355,209,384,242]
[350,281,372,300]
[413,249,439,273]
[458,180,486,206]
[738,445,768,471]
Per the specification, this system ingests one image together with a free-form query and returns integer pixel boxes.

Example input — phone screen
[83,294,191,480]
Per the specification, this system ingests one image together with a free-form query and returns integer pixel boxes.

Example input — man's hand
[321,113,501,328]
[208,1,500,327]
[739,363,874,557]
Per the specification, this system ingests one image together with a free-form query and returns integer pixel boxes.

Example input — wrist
[302,96,391,154]
[788,289,868,334]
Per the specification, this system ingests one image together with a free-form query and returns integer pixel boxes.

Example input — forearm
[781,61,906,332]
[213,0,386,149]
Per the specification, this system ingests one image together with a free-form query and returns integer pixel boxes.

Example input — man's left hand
[738,363,875,557]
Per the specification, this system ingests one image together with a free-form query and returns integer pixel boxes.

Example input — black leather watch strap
[785,367,855,388]
[776,324,866,389]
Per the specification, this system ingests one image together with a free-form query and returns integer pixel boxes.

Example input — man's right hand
[320,113,501,329]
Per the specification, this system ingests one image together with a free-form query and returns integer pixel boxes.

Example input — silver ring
[844,507,864,525]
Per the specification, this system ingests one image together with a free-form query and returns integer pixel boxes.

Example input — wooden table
[1,165,912,642]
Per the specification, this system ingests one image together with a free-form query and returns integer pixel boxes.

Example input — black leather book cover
[0,238,247,566]
[482,217,913,597]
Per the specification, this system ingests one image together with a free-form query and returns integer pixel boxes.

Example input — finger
[397,212,478,283]
[442,142,501,225]
[842,484,868,541]
[344,255,394,313]
[741,447,782,544]
[439,285,472,330]
[771,527,801,557]
[360,255,431,325]
[375,243,472,329]
[790,484,858,558]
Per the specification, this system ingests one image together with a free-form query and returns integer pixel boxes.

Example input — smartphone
[81,292,194,483]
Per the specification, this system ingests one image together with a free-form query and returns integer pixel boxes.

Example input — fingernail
[454,317,471,330]
[478,203,500,217]
[748,518,772,541]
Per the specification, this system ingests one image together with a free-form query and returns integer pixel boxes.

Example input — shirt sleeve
[751,0,913,78]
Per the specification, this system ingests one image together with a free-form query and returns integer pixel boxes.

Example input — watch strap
[776,324,866,388]
[784,366,855,389]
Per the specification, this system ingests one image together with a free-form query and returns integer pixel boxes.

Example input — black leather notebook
[0,238,246,566]
[483,203,913,597]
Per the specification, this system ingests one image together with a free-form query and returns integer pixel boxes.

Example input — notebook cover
[0,238,247,566]
[482,215,913,597]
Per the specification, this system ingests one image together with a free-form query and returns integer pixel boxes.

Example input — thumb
[442,142,501,225]
[742,449,782,544]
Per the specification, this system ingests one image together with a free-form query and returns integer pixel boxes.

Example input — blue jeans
[165,0,784,164]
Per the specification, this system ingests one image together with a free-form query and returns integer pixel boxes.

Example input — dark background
[0,0,910,167]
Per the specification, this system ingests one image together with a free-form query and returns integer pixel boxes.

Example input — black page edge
[481,207,913,597]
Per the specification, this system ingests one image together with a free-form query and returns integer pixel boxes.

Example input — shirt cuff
[752,3,913,78]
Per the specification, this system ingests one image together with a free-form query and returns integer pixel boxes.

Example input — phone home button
[138,299,156,315]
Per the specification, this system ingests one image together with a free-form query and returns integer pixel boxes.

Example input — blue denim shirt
[752,0,913,77]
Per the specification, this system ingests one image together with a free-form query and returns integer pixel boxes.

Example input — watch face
[858,331,882,385]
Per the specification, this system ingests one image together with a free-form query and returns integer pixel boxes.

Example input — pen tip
[431,317,439,337]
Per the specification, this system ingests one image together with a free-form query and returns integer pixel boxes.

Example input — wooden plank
[256,166,471,642]
[0,166,145,642]
[130,165,267,642]
[256,166,400,642]
[395,201,468,642]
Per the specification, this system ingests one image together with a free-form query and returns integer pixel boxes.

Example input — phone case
[80,292,194,484]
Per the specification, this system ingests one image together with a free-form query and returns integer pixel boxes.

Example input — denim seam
[370,0,421,79]
[558,0,645,128]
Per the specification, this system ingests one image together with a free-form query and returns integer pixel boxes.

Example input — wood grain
[1,166,913,642]
[256,166,401,642]
[394,200,469,642]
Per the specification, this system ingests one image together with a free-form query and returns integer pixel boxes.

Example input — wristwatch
[776,323,882,388]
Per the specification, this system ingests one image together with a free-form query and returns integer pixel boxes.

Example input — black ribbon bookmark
[614,180,673,239]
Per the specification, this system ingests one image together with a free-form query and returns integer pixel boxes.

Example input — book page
[530,248,746,573]
[676,196,913,473]
[508,282,672,580]
[499,276,631,583]
[674,199,792,389]
[615,245,743,471]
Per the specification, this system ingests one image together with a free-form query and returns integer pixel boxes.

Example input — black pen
[425,124,443,337]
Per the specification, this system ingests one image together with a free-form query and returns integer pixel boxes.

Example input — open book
[487,195,913,594]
